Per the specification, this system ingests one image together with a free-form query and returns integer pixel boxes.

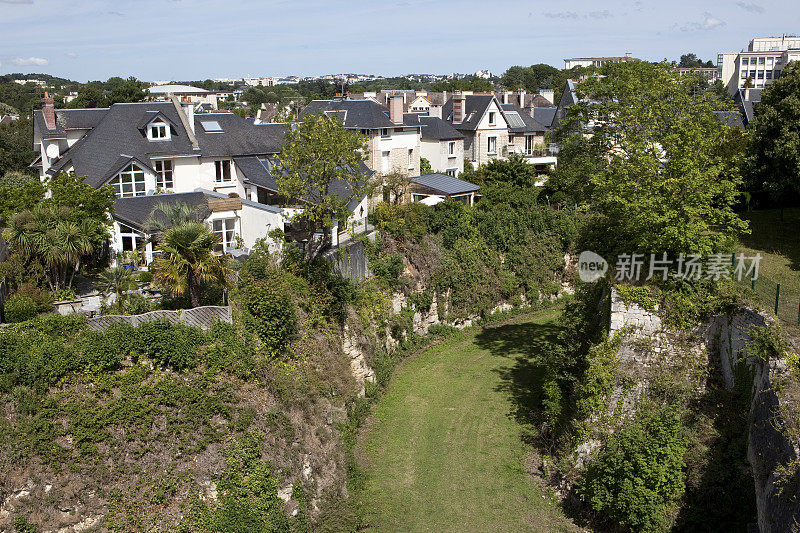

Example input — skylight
[201,120,223,132]
[505,111,526,128]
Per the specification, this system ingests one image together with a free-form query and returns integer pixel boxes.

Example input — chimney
[388,94,403,124]
[502,91,510,105]
[181,101,195,133]
[539,89,555,105]
[42,91,55,130]
[453,91,465,123]
[518,88,526,108]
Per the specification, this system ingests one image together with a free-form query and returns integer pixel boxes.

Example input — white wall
[420,138,464,175]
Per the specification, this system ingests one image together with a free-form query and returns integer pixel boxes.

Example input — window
[381,128,389,137]
[381,151,390,173]
[525,135,534,155]
[741,58,749,65]
[741,69,748,79]
[445,169,457,177]
[508,135,514,144]
[766,71,773,79]
[448,141,456,156]
[119,224,142,252]
[750,70,756,78]
[757,71,764,79]
[361,129,369,135]
[215,160,232,183]
[408,149,414,169]
[758,57,765,65]
[110,163,146,198]
[487,136,497,154]
[149,121,168,140]
[212,218,236,252]
[488,111,496,125]
[155,160,173,190]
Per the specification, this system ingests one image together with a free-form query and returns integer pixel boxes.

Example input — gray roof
[441,94,497,131]
[34,108,109,139]
[46,102,198,187]
[411,173,480,195]
[113,191,209,231]
[193,113,287,157]
[714,111,745,130]
[403,113,464,140]
[301,99,401,129]
[500,103,547,133]
[532,107,557,128]
[734,88,761,126]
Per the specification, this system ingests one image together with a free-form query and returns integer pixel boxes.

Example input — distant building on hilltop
[563,53,636,70]
[148,84,218,110]
[717,35,800,95]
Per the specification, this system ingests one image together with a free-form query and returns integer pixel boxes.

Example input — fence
[734,273,800,332]
[86,305,232,332]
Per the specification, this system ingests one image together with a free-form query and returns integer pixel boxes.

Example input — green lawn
[355,309,576,532]
[738,208,800,333]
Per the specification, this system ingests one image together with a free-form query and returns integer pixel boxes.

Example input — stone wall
[607,287,800,532]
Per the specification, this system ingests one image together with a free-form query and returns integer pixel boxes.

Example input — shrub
[77,330,124,373]
[12,283,55,313]
[4,294,38,323]
[137,271,154,283]
[240,282,298,356]
[579,403,687,532]
[133,319,205,370]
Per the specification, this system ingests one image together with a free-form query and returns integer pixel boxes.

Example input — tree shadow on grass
[474,320,565,444]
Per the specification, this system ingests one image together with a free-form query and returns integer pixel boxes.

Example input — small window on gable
[148,120,169,141]
[488,112,496,125]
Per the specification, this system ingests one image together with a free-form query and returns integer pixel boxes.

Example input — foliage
[134,319,206,370]
[501,64,560,92]
[239,278,298,356]
[745,322,789,362]
[554,61,748,257]
[615,284,659,312]
[152,222,233,308]
[3,294,38,323]
[98,266,137,310]
[0,117,36,177]
[275,113,368,259]
[430,76,495,93]
[746,61,800,202]
[0,170,44,226]
[419,157,432,174]
[66,76,148,108]
[678,53,714,68]
[579,402,687,532]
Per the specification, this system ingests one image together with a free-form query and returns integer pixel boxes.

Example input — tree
[501,64,560,92]
[42,171,116,247]
[420,157,432,174]
[152,222,233,308]
[145,201,204,244]
[0,171,44,226]
[275,113,368,259]
[679,53,714,68]
[6,204,95,291]
[746,61,800,203]
[556,61,748,256]
[106,77,148,104]
[98,266,137,309]
[0,116,36,175]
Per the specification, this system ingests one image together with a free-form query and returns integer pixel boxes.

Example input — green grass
[355,308,576,532]
[738,208,800,333]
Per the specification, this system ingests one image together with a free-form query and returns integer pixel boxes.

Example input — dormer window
[110,163,146,198]
[148,121,170,141]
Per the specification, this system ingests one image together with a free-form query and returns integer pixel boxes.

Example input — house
[407,173,480,206]
[301,98,422,177]
[717,36,800,94]
[564,53,637,69]
[441,93,554,169]
[148,84,219,110]
[403,113,464,176]
[733,88,761,127]
[348,90,431,113]
[32,94,368,264]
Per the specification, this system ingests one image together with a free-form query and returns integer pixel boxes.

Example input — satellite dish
[45,144,59,160]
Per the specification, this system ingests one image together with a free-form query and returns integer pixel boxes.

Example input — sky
[0,0,799,82]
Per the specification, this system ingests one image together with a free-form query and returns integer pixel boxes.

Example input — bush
[137,271,154,283]
[4,294,38,323]
[133,319,205,370]
[579,403,687,532]
[77,330,124,373]
[240,282,298,356]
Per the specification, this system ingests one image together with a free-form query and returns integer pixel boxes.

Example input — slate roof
[403,113,464,140]
[194,113,287,157]
[411,173,480,195]
[113,191,210,231]
[532,107,557,128]
[500,103,547,133]
[734,88,761,126]
[441,94,497,131]
[34,108,108,139]
[46,102,198,187]
[301,99,400,129]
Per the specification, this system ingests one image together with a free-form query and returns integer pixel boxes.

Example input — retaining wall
[87,306,232,332]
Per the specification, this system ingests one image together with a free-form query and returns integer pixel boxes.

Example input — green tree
[6,204,96,291]
[420,157,432,174]
[0,116,36,175]
[746,61,800,202]
[106,76,148,104]
[43,171,116,246]
[501,64,560,92]
[679,53,714,68]
[68,81,106,108]
[0,171,45,226]
[98,266,137,310]
[556,61,748,256]
[152,222,233,308]
[276,113,368,259]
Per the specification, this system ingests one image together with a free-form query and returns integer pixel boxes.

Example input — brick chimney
[42,91,56,130]
[388,94,403,124]
[453,91,465,123]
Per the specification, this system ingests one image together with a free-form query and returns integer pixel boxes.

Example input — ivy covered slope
[0,242,367,531]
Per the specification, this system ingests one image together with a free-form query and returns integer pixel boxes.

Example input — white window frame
[215,159,232,183]
[408,149,414,170]
[525,135,534,155]
[110,163,146,198]
[448,141,456,156]
[381,128,390,138]
[212,218,237,252]
[488,111,496,126]
[487,136,497,154]
[119,223,143,252]
[381,151,390,173]
[148,121,169,141]
[154,159,174,191]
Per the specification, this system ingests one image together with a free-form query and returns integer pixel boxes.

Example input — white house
[32,95,369,265]
[403,113,464,176]
[148,84,219,110]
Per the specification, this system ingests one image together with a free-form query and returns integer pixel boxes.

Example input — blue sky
[0,0,798,82]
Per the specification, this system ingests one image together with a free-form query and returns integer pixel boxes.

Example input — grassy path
[354,308,576,532]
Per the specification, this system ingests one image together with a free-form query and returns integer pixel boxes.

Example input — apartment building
[717,35,800,94]
[148,84,219,110]
[564,53,636,70]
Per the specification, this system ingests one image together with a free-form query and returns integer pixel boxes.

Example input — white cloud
[735,1,764,13]
[680,12,725,31]
[66,52,78,59]
[543,11,579,19]
[9,56,49,66]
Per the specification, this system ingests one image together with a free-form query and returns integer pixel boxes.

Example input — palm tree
[152,222,232,308]
[7,205,94,291]
[145,201,203,244]
[98,266,137,310]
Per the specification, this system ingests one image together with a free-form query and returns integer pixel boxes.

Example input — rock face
[608,288,800,531]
